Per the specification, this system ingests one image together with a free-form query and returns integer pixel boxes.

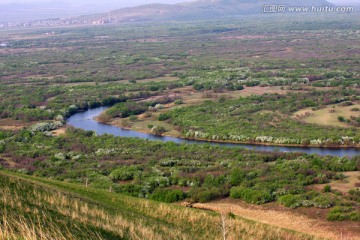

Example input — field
[312,171,360,194]
[100,85,291,137]
[294,104,360,128]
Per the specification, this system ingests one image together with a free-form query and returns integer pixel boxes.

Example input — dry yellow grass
[51,127,67,136]
[0,214,88,240]
[192,200,360,240]
[293,104,360,128]
[0,119,31,130]
[313,171,360,194]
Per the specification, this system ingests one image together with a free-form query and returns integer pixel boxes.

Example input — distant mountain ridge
[84,0,335,23]
[0,0,338,26]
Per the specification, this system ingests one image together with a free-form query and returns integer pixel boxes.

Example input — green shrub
[107,101,147,118]
[230,187,273,205]
[323,185,331,192]
[327,206,360,221]
[158,113,171,121]
[348,189,360,202]
[109,166,139,181]
[313,195,334,208]
[174,99,183,105]
[149,188,186,203]
[191,187,228,203]
[88,176,112,189]
[230,168,245,186]
[338,116,346,122]
[278,194,304,208]
[129,115,138,121]
[0,143,5,154]
[114,184,142,197]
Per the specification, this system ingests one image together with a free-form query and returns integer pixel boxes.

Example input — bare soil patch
[190,198,360,240]
[0,119,31,130]
[293,103,360,128]
[51,127,67,136]
[312,171,360,195]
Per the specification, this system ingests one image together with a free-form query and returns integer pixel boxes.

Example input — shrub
[109,166,139,181]
[230,168,245,186]
[278,194,304,208]
[327,206,360,221]
[0,143,5,154]
[230,187,273,205]
[339,101,354,106]
[323,185,332,192]
[191,187,228,203]
[313,195,334,208]
[158,113,171,121]
[107,101,147,118]
[338,116,346,122]
[348,189,360,202]
[149,188,186,203]
[114,184,142,197]
[88,176,112,189]
[151,126,166,135]
[129,115,138,121]
[174,99,183,105]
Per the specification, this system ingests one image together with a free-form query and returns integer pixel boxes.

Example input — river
[67,107,360,157]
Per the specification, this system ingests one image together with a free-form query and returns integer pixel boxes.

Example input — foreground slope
[0,171,317,240]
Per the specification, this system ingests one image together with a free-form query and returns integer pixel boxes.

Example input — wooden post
[221,212,227,240]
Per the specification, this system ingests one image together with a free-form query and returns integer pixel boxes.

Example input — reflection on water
[67,107,360,157]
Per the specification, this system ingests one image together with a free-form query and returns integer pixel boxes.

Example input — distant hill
[0,0,183,23]
[84,0,335,23]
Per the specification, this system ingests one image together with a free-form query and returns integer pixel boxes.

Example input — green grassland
[160,90,360,146]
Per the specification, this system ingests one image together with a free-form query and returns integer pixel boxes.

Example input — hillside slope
[0,171,317,240]
[87,0,334,22]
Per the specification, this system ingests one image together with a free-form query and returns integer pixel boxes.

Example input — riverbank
[95,116,360,150]
[66,107,360,157]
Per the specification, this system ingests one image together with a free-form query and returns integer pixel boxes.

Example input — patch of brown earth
[190,199,360,240]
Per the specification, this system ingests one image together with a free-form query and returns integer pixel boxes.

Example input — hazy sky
[0,0,358,6]
[0,0,185,4]
[0,0,357,3]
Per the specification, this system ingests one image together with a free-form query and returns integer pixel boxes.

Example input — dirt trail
[192,200,360,240]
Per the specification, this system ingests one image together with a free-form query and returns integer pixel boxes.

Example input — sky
[0,0,358,7]
[0,0,184,5]
[0,0,357,3]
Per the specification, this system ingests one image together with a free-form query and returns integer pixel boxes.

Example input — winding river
[67,107,360,157]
